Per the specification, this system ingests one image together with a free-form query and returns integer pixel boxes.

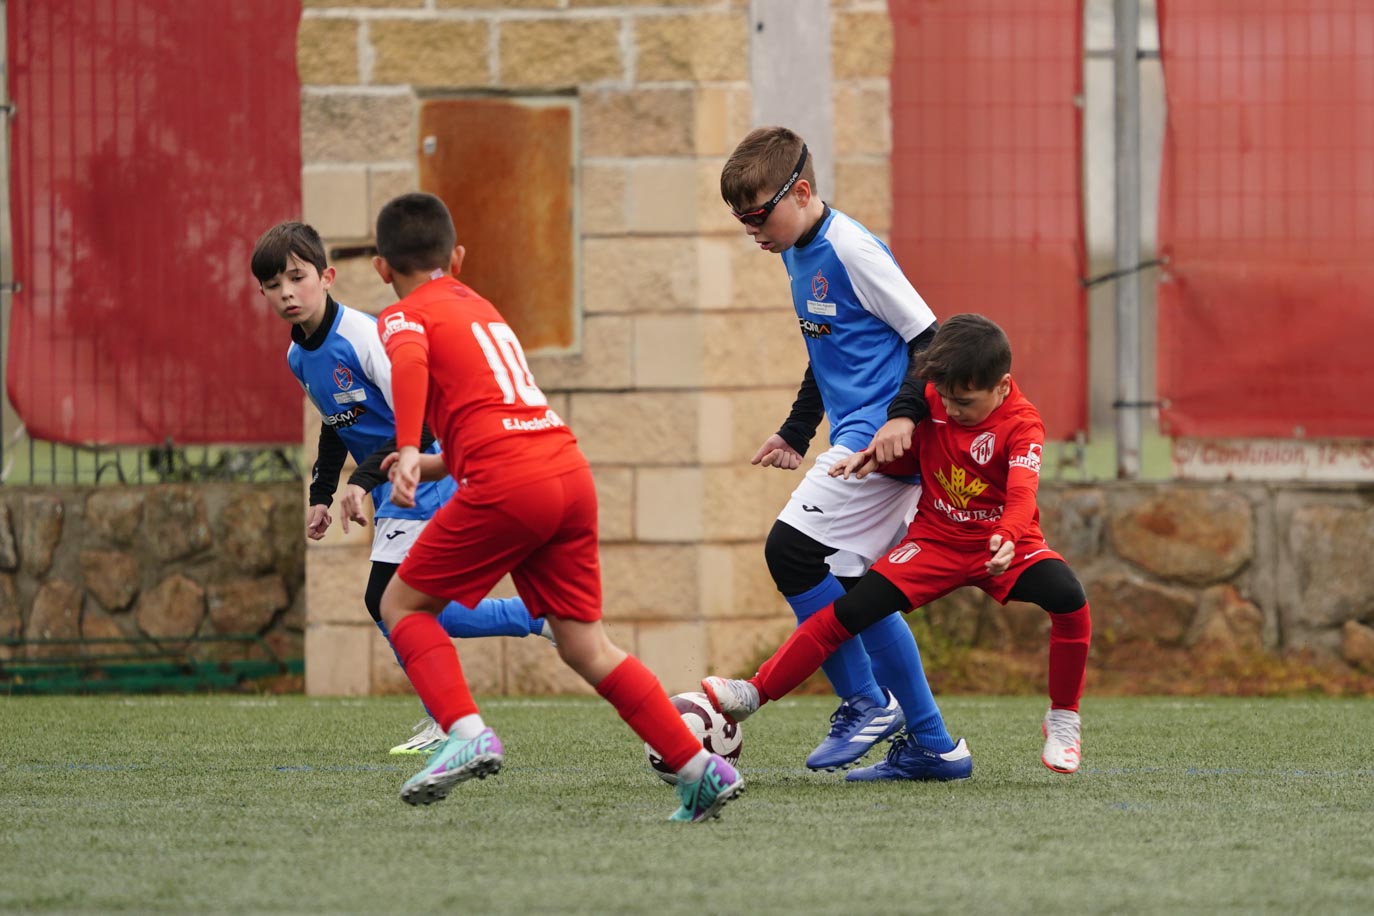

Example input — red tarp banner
[889,0,1086,440]
[1157,1,1374,438]
[7,0,303,445]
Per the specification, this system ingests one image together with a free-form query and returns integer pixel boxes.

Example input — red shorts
[870,531,1065,607]
[397,466,602,622]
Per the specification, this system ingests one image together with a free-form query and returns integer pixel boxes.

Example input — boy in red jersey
[704,314,1092,775]
[370,193,744,821]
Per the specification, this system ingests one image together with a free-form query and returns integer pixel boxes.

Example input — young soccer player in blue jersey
[251,221,551,755]
[718,126,964,778]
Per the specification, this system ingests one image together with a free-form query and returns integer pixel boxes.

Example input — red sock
[752,604,853,702]
[1047,603,1092,711]
[596,656,701,772]
[389,613,478,732]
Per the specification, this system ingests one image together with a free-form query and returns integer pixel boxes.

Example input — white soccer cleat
[700,676,761,724]
[389,716,448,756]
[1041,708,1082,774]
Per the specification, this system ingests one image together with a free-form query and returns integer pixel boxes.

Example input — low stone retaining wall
[0,484,303,670]
[920,480,1374,695]
[4,480,1371,697]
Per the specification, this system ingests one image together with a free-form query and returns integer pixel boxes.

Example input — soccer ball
[644,691,743,786]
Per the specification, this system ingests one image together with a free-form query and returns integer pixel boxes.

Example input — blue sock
[786,575,884,705]
[374,616,434,721]
[436,596,536,638]
[860,613,955,752]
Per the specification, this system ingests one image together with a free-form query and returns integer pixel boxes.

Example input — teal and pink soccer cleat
[669,754,745,822]
[399,726,504,806]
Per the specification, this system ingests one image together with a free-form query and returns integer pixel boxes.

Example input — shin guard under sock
[860,613,954,752]
[1048,603,1092,711]
[596,656,702,772]
[785,576,884,704]
[436,596,537,638]
[753,604,854,702]
[388,613,478,732]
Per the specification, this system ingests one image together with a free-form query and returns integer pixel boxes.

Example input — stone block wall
[923,481,1374,693]
[297,0,896,696]
[0,485,304,670]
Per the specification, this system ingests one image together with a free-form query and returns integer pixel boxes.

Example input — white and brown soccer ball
[644,691,744,786]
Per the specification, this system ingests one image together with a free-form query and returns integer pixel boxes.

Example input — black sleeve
[776,366,825,455]
[885,322,939,424]
[310,424,349,506]
[347,423,439,494]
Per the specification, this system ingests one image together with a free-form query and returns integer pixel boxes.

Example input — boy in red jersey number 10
[369,193,744,821]
[704,314,1092,776]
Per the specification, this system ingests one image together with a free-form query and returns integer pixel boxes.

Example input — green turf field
[2,695,1371,914]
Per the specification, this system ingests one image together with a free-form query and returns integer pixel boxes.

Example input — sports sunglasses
[731,144,809,228]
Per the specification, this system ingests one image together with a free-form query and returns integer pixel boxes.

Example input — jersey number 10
[472,321,547,407]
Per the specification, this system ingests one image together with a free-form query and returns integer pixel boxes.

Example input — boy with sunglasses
[719,126,963,778]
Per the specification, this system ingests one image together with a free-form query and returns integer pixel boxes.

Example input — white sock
[450,714,486,739]
[675,749,711,783]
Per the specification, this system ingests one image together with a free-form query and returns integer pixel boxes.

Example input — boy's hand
[383,450,448,483]
[388,446,422,508]
[305,504,332,540]
[829,448,880,480]
[869,417,915,464]
[751,434,803,470]
[986,534,1015,576]
[338,484,370,534]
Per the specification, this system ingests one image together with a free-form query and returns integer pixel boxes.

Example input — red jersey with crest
[883,378,1045,549]
[378,276,587,490]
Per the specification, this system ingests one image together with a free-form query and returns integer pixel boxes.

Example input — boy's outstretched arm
[870,325,937,463]
[306,425,349,540]
[339,425,439,532]
[828,447,880,480]
[755,366,824,470]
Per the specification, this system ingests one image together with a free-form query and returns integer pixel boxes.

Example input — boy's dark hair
[720,126,818,212]
[251,221,327,282]
[914,313,1013,392]
[375,192,457,276]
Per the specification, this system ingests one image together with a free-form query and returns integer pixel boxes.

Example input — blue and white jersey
[287,298,456,521]
[781,208,937,452]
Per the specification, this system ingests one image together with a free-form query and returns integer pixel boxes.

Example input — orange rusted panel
[419,98,575,352]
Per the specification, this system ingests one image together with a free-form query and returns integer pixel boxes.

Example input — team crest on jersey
[1010,443,1044,473]
[933,464,988,509]
[811,269,829,301]
[970,431,995,465]
[333,362,353,390]
[887,542,921,564]
[799,318,832,339]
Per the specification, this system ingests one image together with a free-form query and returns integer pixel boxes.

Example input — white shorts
[776,445,921,578]
[370,516,429,564]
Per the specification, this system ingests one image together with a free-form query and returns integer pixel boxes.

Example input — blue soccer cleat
[806,689,905,771]
[669,754,745,822]
[844,732,972,782]
[399,726,504,806]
